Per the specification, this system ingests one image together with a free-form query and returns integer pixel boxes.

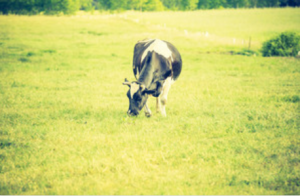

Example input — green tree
[79,0,94,11]
[198,0,227,9]
[248,0,258,7]
[1,0,300,14]
[161,0,181,10]
[66,0,81,14]
[180,0,198,10]
[287,0,300,6]
[256,0,279,7]
[198,0,211,9]
[94,0,111,10]
[111,0,130,10]
[142,0,165,11]
[266,0,280,6]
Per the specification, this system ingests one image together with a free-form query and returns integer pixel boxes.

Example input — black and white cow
[123,39,182,117]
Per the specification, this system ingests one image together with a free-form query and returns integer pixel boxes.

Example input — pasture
[0,8,300,194]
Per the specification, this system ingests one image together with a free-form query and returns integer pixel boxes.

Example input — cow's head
[123,78,155,116]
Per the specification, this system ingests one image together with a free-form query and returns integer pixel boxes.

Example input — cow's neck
[137,63,154,88]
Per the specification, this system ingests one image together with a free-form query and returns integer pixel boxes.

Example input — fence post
[248,37,252,50]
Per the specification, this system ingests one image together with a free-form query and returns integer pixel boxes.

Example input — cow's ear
[160,70,172,80]
[142,89,156,95]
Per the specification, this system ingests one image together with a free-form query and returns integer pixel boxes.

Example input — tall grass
[0,8,299,194]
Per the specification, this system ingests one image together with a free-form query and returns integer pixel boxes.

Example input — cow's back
[132,39,182,81]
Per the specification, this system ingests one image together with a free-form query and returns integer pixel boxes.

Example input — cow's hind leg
[144,102,152,117]
[156,97,161,113]
[160,77,172,117]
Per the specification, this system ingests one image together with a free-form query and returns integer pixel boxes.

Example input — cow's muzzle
[127,110,139,116]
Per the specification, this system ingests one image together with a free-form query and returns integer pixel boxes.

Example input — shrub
[261,32,300,57]
[232,49,259,56]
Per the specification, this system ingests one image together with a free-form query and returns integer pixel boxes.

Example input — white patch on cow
[141,39,173,63]
[130,82,140,99]
[138,38,155,44]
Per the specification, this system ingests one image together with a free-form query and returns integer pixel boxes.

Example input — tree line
[0,0,299,15]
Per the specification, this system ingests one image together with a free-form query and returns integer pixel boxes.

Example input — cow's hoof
[145,113,152,118]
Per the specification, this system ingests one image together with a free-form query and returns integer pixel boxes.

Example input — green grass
[0,8,300,195]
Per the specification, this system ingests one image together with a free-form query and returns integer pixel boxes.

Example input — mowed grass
[0,8,300,194]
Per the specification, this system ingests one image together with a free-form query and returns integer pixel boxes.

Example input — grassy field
[0,8,300,194]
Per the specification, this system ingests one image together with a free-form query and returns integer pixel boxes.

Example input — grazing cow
[123,39,182,117]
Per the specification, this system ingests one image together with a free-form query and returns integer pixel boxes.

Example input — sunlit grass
[127,8,300,44]
[0,9,299,194]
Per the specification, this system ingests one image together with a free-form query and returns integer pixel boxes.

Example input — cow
[123,39,182,117]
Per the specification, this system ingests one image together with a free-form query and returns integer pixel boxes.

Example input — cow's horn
[123,78,131,86]
[123,82,131,86]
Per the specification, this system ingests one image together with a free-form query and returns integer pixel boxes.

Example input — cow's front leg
[144,102,152,117]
